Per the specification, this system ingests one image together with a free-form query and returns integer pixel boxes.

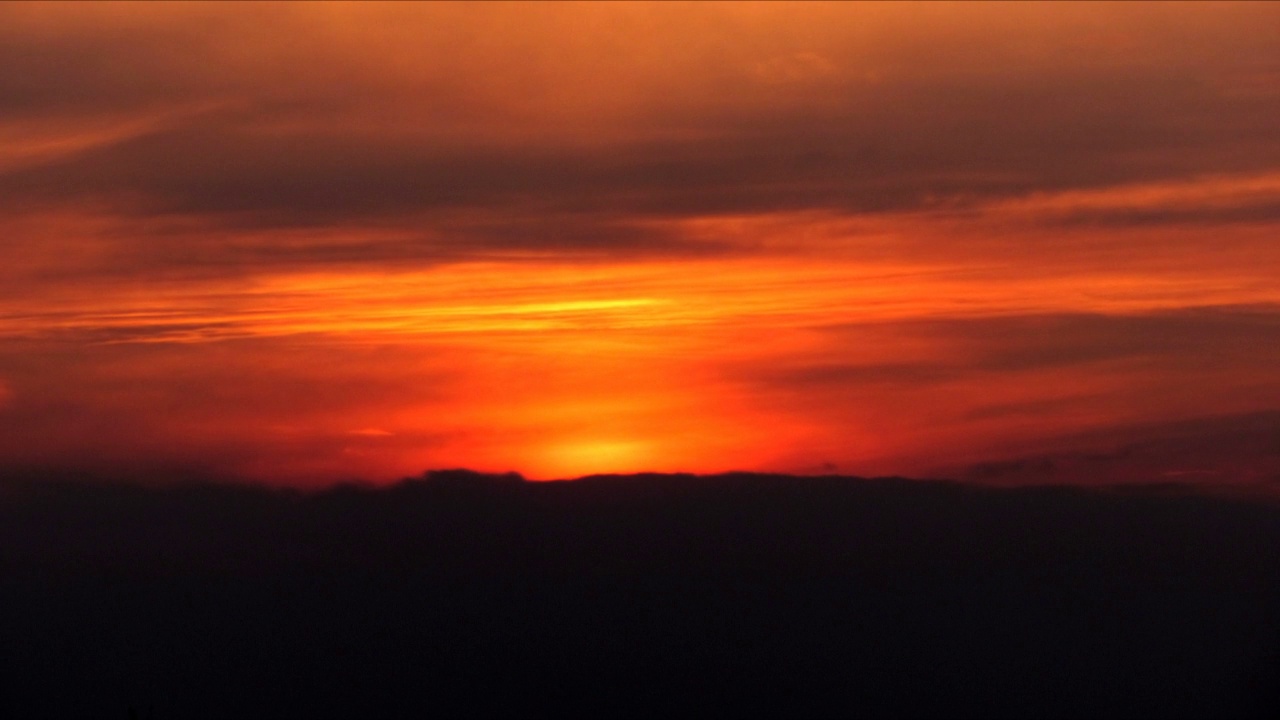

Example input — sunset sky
[2,1,1278,486]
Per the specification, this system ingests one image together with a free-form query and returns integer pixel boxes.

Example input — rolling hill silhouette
[1,469,1277,718]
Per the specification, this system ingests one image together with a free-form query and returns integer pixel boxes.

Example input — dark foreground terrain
[2,470,1278,718]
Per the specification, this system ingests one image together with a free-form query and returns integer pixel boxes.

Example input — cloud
[0,3,1275,307]
[1,2,1277,237]
[2,4,1279,487]
[976,172,1280,228]
[765,305,1280,387]
[348,428,393,438]
[738,305,1280,479]
[947,410,1280,489]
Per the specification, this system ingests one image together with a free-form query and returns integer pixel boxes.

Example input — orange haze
[2,2,1279,488]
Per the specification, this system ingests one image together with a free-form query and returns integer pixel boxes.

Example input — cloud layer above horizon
[2,2,1279,486]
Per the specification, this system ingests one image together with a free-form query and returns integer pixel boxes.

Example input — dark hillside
[2,471,1278,718]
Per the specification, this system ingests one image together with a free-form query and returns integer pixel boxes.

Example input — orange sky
[2,2,1279,488]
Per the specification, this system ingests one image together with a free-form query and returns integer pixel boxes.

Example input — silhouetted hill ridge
[0,470,1277,718]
